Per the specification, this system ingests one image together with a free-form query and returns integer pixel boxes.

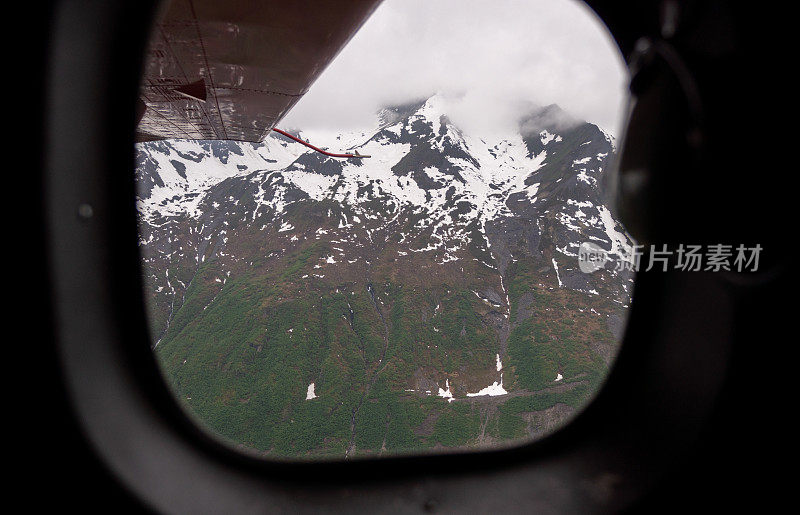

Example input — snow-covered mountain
[135,94,634,458]
[137,94,632,295]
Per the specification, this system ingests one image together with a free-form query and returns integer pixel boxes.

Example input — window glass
[137,0,633,459]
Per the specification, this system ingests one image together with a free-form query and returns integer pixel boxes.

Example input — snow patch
[552,258,563,287]
[306,383,317,400]
[438,379,455,403]
[466,374,508,397]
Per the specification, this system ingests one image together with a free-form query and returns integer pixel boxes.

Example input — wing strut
[272,128,370,159]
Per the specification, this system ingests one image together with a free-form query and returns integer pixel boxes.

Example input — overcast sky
[282,0,628,138]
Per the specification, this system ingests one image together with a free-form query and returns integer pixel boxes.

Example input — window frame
[43,1,733,511]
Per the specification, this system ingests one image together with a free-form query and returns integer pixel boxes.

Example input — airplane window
[135,0,633,460]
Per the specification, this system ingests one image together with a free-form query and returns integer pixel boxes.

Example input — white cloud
[282,0,628,137]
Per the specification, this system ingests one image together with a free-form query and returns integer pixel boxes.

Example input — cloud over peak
[282,0,627,138]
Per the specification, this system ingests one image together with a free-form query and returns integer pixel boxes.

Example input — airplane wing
[136,0,382,143]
